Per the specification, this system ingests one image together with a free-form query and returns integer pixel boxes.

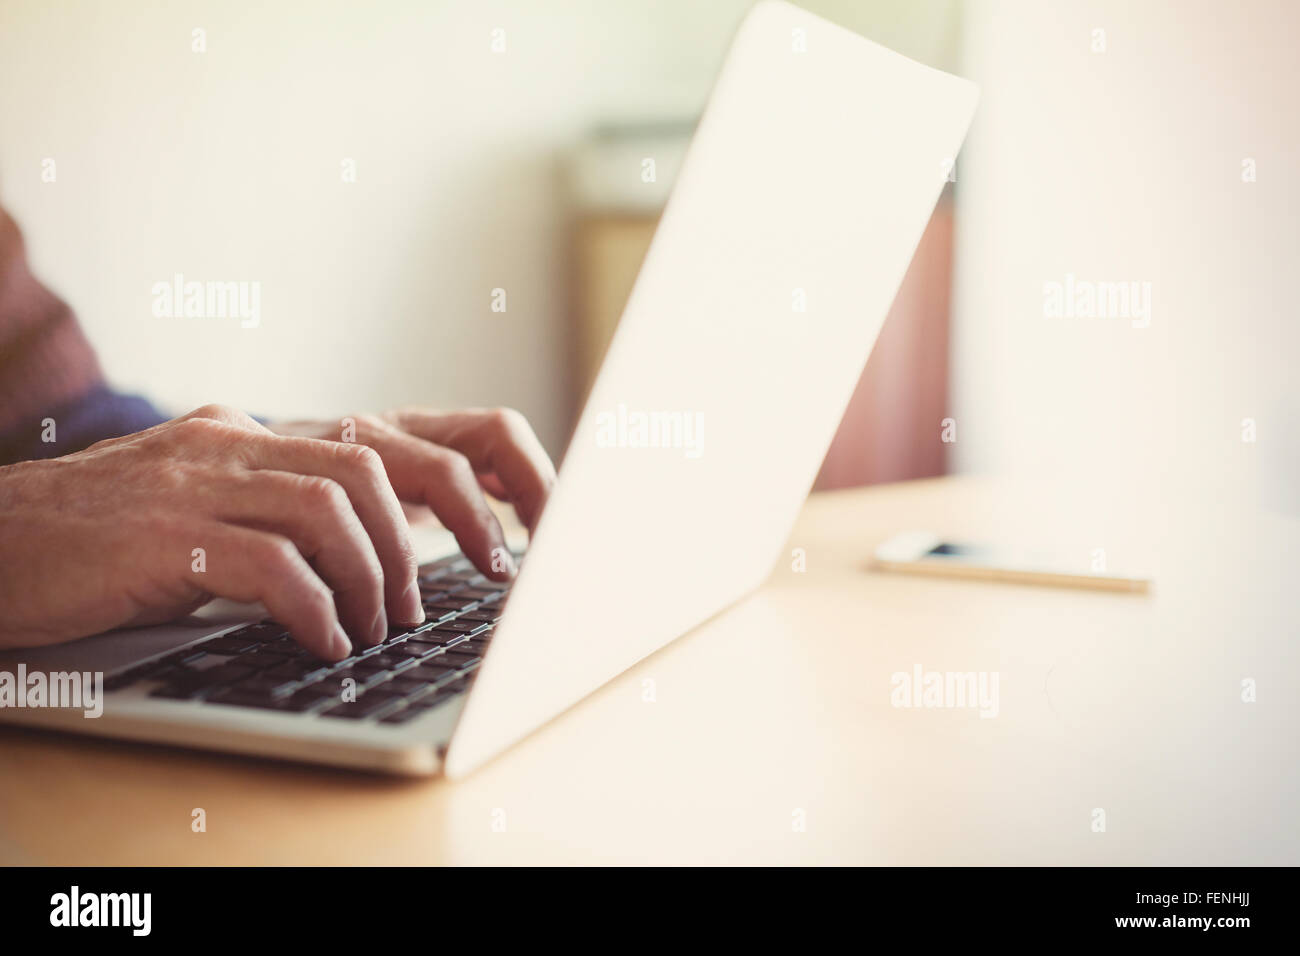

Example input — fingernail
[400,581,425,625]
[330,624,352,660]
[370,608,388,646]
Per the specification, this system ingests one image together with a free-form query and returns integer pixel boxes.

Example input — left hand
[270,407,556,581]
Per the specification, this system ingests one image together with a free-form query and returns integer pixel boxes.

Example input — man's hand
[268,407,556,575]
[0,404,554,660]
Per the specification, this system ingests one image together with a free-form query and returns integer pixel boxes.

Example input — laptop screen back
[445,0,979,777]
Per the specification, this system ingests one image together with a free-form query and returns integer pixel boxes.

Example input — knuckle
[334,440,384,475]
[489,406,527,434]
[187,403,241,424]
[252,534,300,573]
[169,416,228,443]
[434,450,475,484]
[297,475,349,511]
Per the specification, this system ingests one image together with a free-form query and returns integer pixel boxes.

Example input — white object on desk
[874,530,1151,593]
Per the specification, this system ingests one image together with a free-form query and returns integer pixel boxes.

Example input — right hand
[0,405,427,660]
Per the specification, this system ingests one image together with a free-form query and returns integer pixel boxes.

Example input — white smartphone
[873,531,1151,593]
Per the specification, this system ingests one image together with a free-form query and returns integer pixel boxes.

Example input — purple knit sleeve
[0,384,171,464]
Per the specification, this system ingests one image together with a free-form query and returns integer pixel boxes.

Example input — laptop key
[430,620,487,636]
[437,652,481,671]
[243,622,290,640]
[350,669,394,690]
[407,630,455,646]
[382,642,432,660]
[235,675,300,698]
[386,677,432,697]
[149,681,208,700]
[207,687,292,710]
[171,661,257,687]
[418,606,458,623]
[397,642,440,660]
[379,684,466,723]
[199,635,261,655]
[432,679,471,699]
[441,642,481,656]
[264,660,329,681]
[384,619,434,642]
[281,689,334,713]
[356,651,411,671]
[248,642,299,658]
[425,599,478,613]
[306,679,352,702]
[379,704,434,724]
[236,651,286,671]
[411,662,460,683]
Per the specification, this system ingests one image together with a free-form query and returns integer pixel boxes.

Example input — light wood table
[1,477,1294,865]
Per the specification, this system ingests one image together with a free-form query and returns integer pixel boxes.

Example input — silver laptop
[0,1,978,778]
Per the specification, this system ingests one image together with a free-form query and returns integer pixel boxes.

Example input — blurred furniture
[568,126,955,488]
[816,195,953,487]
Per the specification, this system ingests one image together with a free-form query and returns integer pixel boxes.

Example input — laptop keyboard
[103,553,515,726]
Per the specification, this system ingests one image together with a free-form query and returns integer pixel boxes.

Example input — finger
[182,524,351,660]
[360,428,512,580]
[202,470,388,647]
[476,473,509,500]
[237,434,424,631]
[393,408,556,534]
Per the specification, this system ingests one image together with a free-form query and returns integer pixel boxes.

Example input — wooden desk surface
[2,476,1294,865]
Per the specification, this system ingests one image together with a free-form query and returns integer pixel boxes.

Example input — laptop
[0,1,978,778]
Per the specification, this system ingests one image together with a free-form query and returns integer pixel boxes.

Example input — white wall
[0,0,957,453]
[951,0,1299,516]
